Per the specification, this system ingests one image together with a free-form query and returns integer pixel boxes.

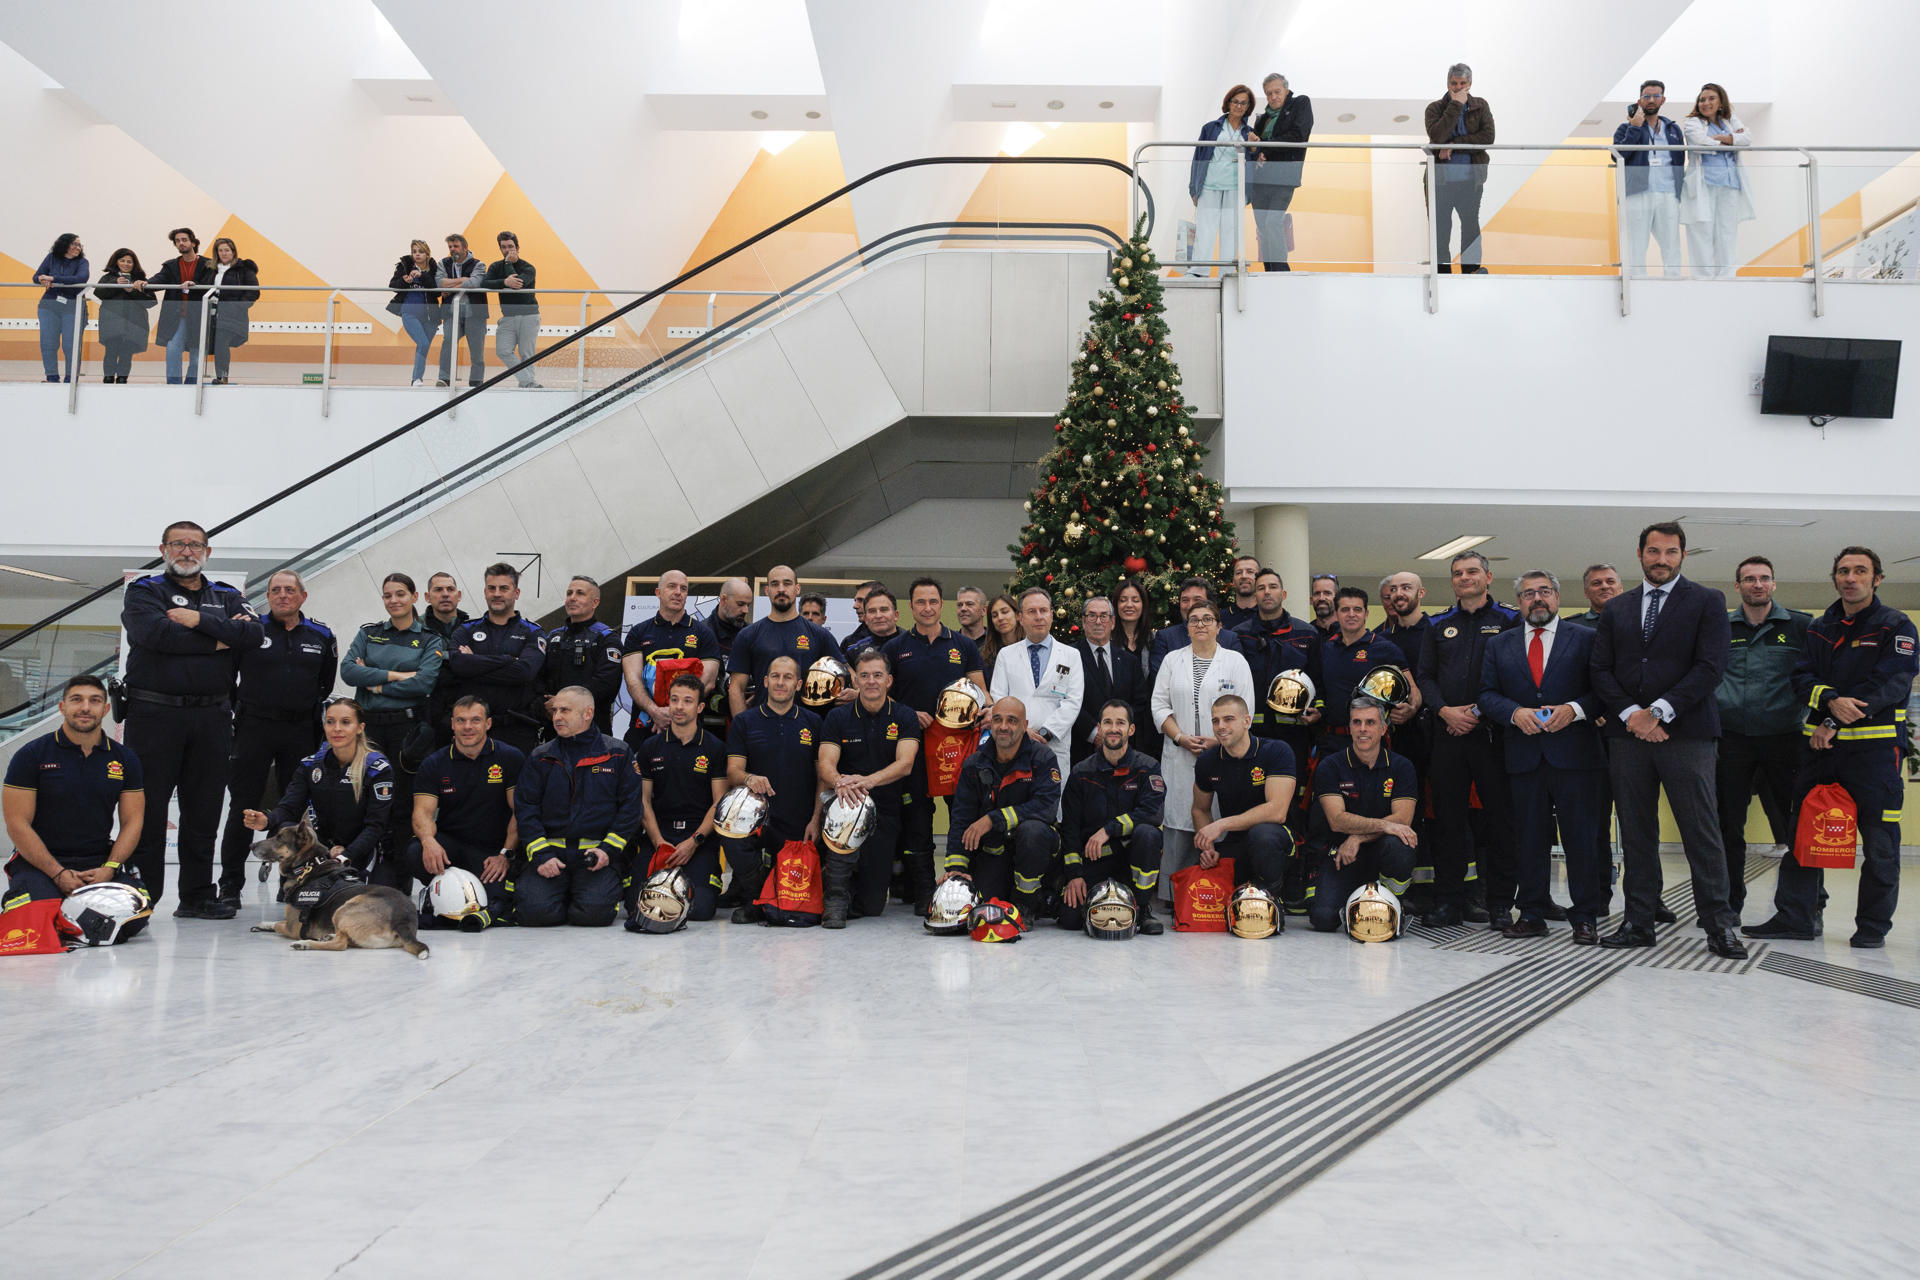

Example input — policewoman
[338,572,447,853]
[216,569,335,910]
[242,698,395,876]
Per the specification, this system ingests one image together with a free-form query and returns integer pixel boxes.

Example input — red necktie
[1528,627,1546,686]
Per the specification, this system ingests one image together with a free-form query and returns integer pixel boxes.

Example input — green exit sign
[302,373,323,385]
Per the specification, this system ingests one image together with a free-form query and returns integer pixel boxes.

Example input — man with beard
[1377,569,1437,909]
[119,520,262,917]
[2,676,146,906]
[1308,574,1340,636]
[621,569,720,743]
[1478,571,1609,943]
[1222,555,1262,630]
[1059,699,1166,934]
[944,696,1061,922]
[1591,523,1744,959]
[728,565,848,715]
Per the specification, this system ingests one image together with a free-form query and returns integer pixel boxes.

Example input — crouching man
[1308,699,1419,932]
[513,686,640,926]
[3,675,147,907]
[1059,699,1166,934]
[944,696,1061,922]
[406,695,523,927]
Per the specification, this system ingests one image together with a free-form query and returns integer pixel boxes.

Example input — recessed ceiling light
[1392,113,1409,123]
[1098,100,1114,109]
[0,563,80,584]
[1336,112,1356,122]
[804,109,821,119]
[750,109,768,120]
[1047,99,1064,110]
[1417,534,1492,560]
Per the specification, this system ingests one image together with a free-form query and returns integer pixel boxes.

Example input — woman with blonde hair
[241,699,394,876]
[206,236,259,384]
[388,239,443,385]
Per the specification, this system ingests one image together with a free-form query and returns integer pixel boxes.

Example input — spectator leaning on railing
[439,233,487,387]
[1249,73,1313,272]
[1614,80,1686,279]
[1185,85,1256,276]
[95,249,154,383]
[151,227,213,384]
[388,239,443,387]
[1681,82,1755,279]
[206,237,259,386]
[33,232,89,383]
[1425,63,1494,274]
[484,231,541,389]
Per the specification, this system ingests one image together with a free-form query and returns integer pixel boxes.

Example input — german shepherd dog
[250,821,429,958]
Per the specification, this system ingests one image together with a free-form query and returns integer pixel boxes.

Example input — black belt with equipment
[126,687,231,710]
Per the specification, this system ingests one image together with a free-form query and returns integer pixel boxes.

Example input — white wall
[1220,275,1920,508]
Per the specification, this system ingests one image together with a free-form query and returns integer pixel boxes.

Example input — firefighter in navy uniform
[120,520,264,917]
[622,570,722,746]
[405,694,524,924]
[1312,587,1409,749]
[1747,547,1920,949]
[443,562,546,755]
[1191,694,1298,897]
[2,676,146,907]
[723,656,826,922]
[514,686,641,927]
[241,698,395,875]
[1059,698,1166,933]
[1306,698,1421,933]
[1234,568,1321,773]
[215,570,335,911]
[703,576,754,739]
[541,575,622,736]
[817,648,921,926]
[1414,553,1521,928]
[1377,570,1439,910]
[633,674,728,925]
[945,696,1062,922]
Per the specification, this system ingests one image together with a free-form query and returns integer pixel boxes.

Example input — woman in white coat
[1680,83,1754,278]
[1149,600,1255,902]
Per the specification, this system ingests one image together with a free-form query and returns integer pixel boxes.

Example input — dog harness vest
[278,859,366,935]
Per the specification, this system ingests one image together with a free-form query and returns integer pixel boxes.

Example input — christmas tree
[1007,225,1238,635]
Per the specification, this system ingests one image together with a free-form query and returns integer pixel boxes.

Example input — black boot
[1013,892,1041,931]
[905,852,936,917]
[822,853,854,930]
[728,853,768,924]
[1136,891,1165,936]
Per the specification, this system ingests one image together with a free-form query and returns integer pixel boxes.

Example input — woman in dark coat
[95,248,156,383]
[207,236,260,385]
[387,239,443,386]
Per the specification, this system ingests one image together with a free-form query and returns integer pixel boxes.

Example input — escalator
[0,156,1153,754]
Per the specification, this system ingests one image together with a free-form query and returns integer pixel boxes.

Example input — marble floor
[4,852,1916,1280]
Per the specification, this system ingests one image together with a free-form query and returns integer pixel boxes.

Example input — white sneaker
[411,378,424,387]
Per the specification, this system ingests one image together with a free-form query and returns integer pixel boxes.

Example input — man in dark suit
[1589,523,1746,958]
[1073,594,1147,765]
[1480,571,1610,943]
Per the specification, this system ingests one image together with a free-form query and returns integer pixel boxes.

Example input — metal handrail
[0,154,1143,665]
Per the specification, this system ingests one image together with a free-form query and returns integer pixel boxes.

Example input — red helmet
[968,897,1028,943]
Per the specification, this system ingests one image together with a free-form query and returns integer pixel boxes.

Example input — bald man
[944,696,1062,922]
[621,568,721,742]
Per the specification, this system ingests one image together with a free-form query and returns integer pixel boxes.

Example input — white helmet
[1084,879,1138,941]
[1345,881,1403,942]
[429,867,491,929]
[924,876,978,935]
[634,869,692,934]
[715,786,769,840]
[60,882,153,946]
[821,793,878,855]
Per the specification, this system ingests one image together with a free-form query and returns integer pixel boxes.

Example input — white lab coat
[991,637,1084,809]
[1150,643,1256,832]
[1679,114,1756,225]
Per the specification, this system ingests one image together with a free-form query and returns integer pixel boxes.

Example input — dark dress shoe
[1543,900,1569,921]
[1422,902,1463,928]
[1706,929,1749,960]
[1571,922,1599,946]
[1486,910,1513,932]
[1850,931,1886,950]
[1654,904,1678,925]
[1502,917,1548,939]
[1461,903,1491,924]
[730,904,763,924]
[1743,916,1818,941]
[1600,924,1656,949]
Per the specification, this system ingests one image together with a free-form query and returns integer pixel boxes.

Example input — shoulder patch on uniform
[1149,774,1165,791]
[368,755,391,774]
[1898,635,1915,656]
[1050,767,1062,782]
[373,781,393,801]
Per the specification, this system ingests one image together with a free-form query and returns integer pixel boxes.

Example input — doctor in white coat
[990,587,1083,817]
[1150,599,1255,903]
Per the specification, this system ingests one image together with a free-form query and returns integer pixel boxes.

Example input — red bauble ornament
[1053,422,1064,432]
[1048,474,1057,483]
[1123,555,1149,574]
[1045,574,1054,583]
[1145,443,1157,453]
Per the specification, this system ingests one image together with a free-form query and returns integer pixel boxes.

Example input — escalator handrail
[0,156,1150,655]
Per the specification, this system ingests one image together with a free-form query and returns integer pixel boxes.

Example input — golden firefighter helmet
[1084,879,1138,941]
[714,786,769,840]
[801,656,851,709]
[1227,882,1281,939]
[1345,881,1403,942]
[1266,669,1316,721]
[934,678,989,730]
[634,869,693,934]
[1355,665,1412,712]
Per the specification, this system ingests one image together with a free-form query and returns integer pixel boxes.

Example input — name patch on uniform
[486,764,504,784]
[106,760,124,781]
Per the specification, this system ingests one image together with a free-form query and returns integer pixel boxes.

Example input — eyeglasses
[1518,587,1558,600]
[164,540,208,552]
[1188,616,1219,627]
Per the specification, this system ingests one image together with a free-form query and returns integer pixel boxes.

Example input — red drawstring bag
[647,843,677,877]
[1173,858,1235,932]
[0,899,78,956]
[1792,783,1859,869]
[755,839,824,926]
[650,657,706,707]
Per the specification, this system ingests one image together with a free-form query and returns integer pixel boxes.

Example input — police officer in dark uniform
[1747,546,1919,949]
[1059,698,1166,933]
[703,576,753,738]
[541,575,622,736]
[883,577,987,913]
[514,685,640,927]
[120,520,263,917]
[946,695,1062,922]
[443,562,546,754]
[1307,698,1420,932]
[241,698,395,875]
[406,694,524,923]
[633,674,727,925]
[216,569,335,911]
[2,675,145,908]
[727,564,846,715]
[818,648,921,927]
[1414,552,1521,928]
[622,569,721,745]
[1191,694,1298,896]
[724,655,825,923]
[1313,586,1408,746]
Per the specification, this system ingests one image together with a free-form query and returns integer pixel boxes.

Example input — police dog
[250,821,428,958]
